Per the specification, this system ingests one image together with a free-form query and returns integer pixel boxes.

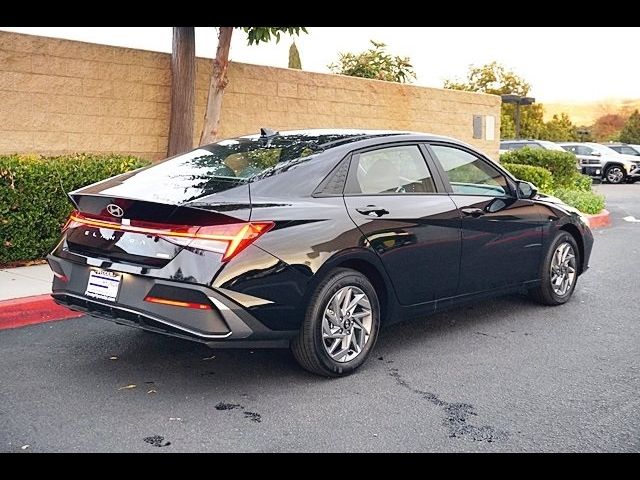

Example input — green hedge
[501,154,604,215]
[500,147,578,188]
[552,188,605,215]
[572,174,593,192]
[502,163,554,192]
[0,154,150,264]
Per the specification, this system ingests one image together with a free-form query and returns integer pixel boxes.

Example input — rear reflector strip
[53,271,69,282]
[144,295,211,310]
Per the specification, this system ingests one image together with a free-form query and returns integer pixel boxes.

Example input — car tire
[530,231,580,306]
[605,165,625,184]
[291,268,380,377]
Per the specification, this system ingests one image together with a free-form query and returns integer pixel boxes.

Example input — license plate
[85,269,122,302]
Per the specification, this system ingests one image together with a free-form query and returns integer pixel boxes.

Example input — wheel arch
[305,249,397,324]
[558,223,585,274]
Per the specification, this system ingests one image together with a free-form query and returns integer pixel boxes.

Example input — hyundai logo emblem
[106,204,124,218]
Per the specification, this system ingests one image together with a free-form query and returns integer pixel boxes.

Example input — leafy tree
[619,110,640,143]
[444,61,546,139]
[288,41,302,69]
[199,27,308,145]
[544,113,578,141]
[168,27,196,157]
[443,61,530,96]
[590,113,626,142]
[328,40,415,84]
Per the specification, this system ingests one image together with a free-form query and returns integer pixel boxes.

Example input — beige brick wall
[0,31,500,161]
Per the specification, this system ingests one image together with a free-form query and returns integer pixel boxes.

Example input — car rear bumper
[47,255,295,348]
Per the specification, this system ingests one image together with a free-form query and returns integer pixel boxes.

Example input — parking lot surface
[1,184,638,452]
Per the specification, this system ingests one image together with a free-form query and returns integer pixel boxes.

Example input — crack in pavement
[388,368,508,443]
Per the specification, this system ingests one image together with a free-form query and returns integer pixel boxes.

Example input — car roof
[238,128,458,143]
[225,128,478,156]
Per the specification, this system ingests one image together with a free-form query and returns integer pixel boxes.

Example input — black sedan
[48,129,594,377]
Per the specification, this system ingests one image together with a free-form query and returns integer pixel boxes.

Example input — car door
[427,143,544,295]
[343,144,461,306]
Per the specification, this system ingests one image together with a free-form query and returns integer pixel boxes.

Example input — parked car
[605,143,640,156]
[499,139,568,155]
[559,142,640,184]
[49,129,594,377]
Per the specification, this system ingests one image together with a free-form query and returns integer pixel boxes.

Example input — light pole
[576,128,590,142]
[501,94,535,139]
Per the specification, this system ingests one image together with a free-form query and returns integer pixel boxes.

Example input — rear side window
[346,145,436,195]
[618,146,639,155]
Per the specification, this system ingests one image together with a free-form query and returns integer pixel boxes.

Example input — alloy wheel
[322,286,373,363]
[606,166,624,183]
[550,242,577,296]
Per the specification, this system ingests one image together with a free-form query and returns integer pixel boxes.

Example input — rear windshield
[86,132,381,204]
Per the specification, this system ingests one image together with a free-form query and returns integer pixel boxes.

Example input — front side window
[577,146,595,155]
[430,144,510,197]
[347,145,436,195]
[524,143,543,150]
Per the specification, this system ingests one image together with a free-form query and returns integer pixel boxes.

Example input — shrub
[500,147,578,188]
[551,188,605,215]
[0,153,150,264]
[502,159,603,214]
[571,173,593,192]
[502,163,554,192]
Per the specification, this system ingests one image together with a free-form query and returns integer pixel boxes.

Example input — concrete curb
[0,294,82,331]
[586,209,611,230]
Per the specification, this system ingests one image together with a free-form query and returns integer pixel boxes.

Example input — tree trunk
[167,27,196,157]
[199,27,233,145]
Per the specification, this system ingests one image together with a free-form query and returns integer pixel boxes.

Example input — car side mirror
[516,180,538,199]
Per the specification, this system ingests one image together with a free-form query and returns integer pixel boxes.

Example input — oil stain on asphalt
[215,402,262,423]
[215,402,243,411]
[388,367,507,443]
[143,435,171,447]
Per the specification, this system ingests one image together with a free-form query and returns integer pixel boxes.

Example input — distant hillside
[544,99,640,126]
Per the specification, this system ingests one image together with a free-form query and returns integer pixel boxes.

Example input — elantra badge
[106,204,124,218]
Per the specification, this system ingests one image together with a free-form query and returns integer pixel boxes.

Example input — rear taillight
[62,211,273,261]
[62,210,81,232]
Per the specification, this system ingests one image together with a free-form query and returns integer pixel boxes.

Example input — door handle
[356,206,389,217]
[460,207,485,218]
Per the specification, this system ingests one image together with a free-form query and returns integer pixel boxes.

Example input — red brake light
[64,211,274,262]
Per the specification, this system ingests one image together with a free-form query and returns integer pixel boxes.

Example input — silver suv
[559,142,639,184]
[500,140,568,155]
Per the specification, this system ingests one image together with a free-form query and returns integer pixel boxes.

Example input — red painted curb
[586,209,611,230]
[0,294,83,331]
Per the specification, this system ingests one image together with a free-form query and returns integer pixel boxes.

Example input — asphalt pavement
[1,184,638,452]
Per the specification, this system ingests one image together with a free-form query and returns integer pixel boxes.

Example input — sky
[2,27,639,103]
